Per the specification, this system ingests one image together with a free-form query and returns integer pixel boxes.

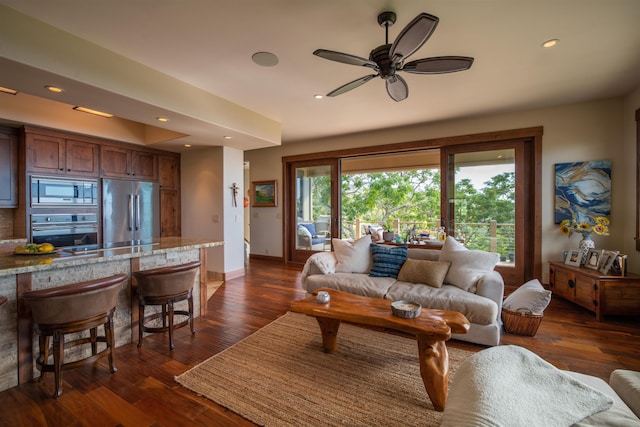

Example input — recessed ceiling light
[541,39,559,48]
[314,94,324,99]
[0,86,18,95]
[156,117,169,122]
[224,136,232,140]
[184,144,191,148]
[73,106,113,118]
[45,85,64,93]
[252,51,279,67]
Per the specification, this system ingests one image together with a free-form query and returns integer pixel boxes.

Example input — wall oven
[31,213,99,249]
[31,176,98,206]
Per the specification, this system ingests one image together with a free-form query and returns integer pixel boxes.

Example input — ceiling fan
[313,11,474,102]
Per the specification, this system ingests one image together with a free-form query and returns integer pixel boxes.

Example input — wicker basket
[501,307,543,336]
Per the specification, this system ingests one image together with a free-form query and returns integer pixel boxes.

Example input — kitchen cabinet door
[25,133,99,177]
[0,130,18,207]
[131,150,158,181]
[160,189,180,237]
[159,154,180,190]
[101,146,158,181]
[25,133,65,175]
[65,139,100,177]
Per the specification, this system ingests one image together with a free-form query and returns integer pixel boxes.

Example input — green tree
[341,170,440,236]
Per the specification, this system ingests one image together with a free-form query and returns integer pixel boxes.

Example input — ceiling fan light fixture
[313,10,472,102]
[252,51,279,67]
[314,94,323,99]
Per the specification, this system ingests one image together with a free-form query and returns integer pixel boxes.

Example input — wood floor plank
[0,258,638,426]
[85,386,157,427]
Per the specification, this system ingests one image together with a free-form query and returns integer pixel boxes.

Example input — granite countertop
[0,238,27,245]
[0,237,224,277]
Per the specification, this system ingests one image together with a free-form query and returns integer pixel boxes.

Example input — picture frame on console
[251,180,277,207]
[565,250,581,267]
[585,249,603,270]
[598,250,619,275]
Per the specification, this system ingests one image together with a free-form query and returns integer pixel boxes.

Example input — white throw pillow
[332,235,372,273]
[503,279,552,314]
[438,236,500,292]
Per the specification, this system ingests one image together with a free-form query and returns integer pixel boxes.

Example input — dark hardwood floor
[2,259,639,426]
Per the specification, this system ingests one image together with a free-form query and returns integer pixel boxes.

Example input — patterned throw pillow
[369,244,408,278]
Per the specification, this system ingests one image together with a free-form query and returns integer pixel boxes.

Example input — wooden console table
[549,261,640,320]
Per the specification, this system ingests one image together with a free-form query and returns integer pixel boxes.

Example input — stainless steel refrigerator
[102,179,159,244]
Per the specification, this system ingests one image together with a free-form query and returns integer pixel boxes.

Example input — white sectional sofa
[301,236,504,346]
[442,345,640,426]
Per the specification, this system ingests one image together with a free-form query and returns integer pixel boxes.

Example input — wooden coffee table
[290,288,470,411]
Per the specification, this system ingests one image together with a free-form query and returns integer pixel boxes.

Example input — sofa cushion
[305,273,396,299]
[332,235,372,273]
[570,371,640,426]
[438,236,500,292]
[369,244,407,278]
[609,370,640,419]
[503,279,552,314]
[385,282,498,325]
[396,258,450,288]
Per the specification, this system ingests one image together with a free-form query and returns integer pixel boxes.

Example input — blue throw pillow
[369,244,408,278]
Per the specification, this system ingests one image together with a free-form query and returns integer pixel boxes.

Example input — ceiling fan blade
[385,75,408,102]
[313,49,377,69]
[389,13,439,64]
[401,56,474,74]
[327,74,378,97]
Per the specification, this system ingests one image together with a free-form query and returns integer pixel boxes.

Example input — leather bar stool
[133,261,200,350]
[21,274,127,398]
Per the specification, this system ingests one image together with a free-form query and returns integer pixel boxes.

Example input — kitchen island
[0,237,223,392]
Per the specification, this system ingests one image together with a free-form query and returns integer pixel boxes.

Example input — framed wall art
[251,180,277,207]
[554,160,611,224]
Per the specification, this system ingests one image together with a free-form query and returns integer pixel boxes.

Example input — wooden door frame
[441,138,537,287]
[283,158,340,264]
[282,126,542,283]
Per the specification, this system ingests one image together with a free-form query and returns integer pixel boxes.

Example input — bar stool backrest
[133,262,200,298]
[22,274,127,325]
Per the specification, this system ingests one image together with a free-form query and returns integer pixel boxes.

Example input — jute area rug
[175,312,475,426]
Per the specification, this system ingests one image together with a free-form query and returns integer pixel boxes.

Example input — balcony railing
[342,218,516,262]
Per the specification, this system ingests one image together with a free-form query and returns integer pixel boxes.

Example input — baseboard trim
[249,254,285,263]
[207,267,245,281]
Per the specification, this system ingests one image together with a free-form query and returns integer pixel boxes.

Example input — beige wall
[181,146,245,276]
[245,94,640,283]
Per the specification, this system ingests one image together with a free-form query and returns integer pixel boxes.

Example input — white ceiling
[1,0,639,152]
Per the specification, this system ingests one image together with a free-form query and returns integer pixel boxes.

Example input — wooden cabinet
[159,154,181,237]
[160,189,181,237]
[101,145,158,181]
[0,128,18,207]
[549,261,640,320]
[159,154,180,190]
[25,133,99,177]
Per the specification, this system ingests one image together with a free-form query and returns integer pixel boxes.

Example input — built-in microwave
[31,176,98,206]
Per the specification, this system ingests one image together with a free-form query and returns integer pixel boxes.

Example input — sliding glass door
[442,142,532,285]
[285,159,339,263]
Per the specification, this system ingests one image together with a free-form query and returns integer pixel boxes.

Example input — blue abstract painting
[554,160,611,224]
